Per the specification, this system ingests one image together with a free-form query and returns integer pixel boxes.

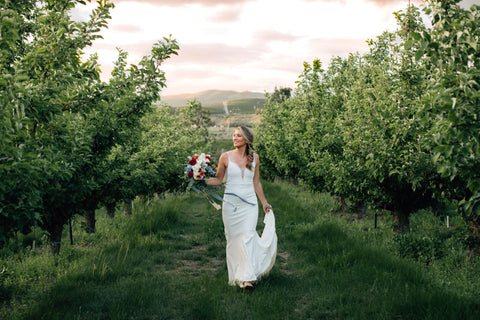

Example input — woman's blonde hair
[238,126,254,171]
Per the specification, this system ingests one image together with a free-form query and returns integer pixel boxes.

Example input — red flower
[189,158,197,165]
[188,171,194,177]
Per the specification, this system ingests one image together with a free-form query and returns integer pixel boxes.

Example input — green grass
[1,182,480,319]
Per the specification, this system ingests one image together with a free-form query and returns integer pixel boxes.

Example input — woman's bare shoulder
[219,152,229,166]
[219,151,230,159]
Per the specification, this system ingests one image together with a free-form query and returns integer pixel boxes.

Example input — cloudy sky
[74,0,478,96]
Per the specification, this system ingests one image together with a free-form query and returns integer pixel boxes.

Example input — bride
[205,126,277,291]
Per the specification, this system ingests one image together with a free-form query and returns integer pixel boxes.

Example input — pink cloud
[172,42,262,65]
[92,40,153,57]
[255,54,306,73]
[93,35,372,93]
[302,0,426,7]
[207,3,244,22]
[112,0,252,6]
[253,29,298,43]
[110,24,143,33]
[308,37,370,58]
[93,0,433,95]
[302,0,347,3]
[92,40,262,66]
[365,0,426,6]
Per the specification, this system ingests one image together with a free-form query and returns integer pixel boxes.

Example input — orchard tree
[0,0,38,243]
[420,0,480,246]
[101,104,197,219]
[267,86,292,104]
[177,99,214,145]
[256,86,309,182]
[0,0,180,253]
[257,3,450,233]
[320,53,367,214]
[257,61,338,187]
[0,0,101,245]
[255,87,297,181]
[332,5,448,233]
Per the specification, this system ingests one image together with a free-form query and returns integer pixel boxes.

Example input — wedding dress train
[222,153,277,287]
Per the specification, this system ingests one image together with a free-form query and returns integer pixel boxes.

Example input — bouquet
[185,153,216,180]
[185,153,221,210]
[184,153,247,212]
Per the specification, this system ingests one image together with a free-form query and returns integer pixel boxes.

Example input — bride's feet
[243,281,254,292]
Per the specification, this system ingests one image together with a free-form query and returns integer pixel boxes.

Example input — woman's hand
[262,202,272,214]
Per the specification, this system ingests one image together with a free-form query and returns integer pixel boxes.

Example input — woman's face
[233,129,246,148]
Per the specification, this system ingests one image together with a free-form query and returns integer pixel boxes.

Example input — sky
[73,0,479,96]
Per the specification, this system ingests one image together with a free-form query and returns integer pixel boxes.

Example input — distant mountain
[161,90,266,107]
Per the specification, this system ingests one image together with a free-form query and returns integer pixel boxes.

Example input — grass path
[2,181,480,319]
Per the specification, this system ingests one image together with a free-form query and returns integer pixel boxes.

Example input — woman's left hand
[263,202,272,214]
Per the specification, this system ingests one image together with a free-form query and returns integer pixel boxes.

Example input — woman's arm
[205,152,227,186]
[253,153,272,213]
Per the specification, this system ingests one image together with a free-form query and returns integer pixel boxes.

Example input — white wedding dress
[222,152,277,287]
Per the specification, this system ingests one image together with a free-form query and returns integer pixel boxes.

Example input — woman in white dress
[205,126,277,291]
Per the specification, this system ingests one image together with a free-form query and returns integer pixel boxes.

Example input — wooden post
[69,218,73,245]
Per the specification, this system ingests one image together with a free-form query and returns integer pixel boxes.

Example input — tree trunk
[84,208,96,233]
[124,200,133,216]
[467,214,480,256]
[106,203,116,218]
[334,196,348,215]
[393,209,410,235]
[354,201,367,220]
[47,222,63,255]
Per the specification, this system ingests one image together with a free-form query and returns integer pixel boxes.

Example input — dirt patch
[165,244,224,276]
[277,251,293,275]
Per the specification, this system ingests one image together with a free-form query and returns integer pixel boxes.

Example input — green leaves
[257,0,480,238]
[420,0,480,221]
[0,0,181,248]
[258,0,459,220]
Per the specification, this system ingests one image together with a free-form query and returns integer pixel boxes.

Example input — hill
[203,98,266,115]
[161,90,266,107]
